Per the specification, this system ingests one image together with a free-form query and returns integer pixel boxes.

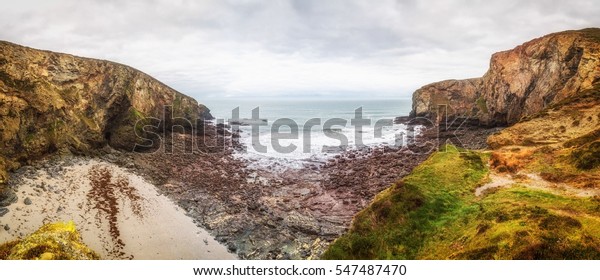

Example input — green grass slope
[322,145,600,259]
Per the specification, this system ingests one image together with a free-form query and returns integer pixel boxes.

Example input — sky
[1,0,599,100]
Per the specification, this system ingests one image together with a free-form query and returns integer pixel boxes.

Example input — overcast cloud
[1,0,599,99]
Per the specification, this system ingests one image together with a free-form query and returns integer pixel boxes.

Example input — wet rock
[227,242,237,253]
[284,212,320,235]
[0,207,8,217]
[0,189,17,207]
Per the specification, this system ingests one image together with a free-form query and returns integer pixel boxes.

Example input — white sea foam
[203,99,415,170]
[231,121,413,170]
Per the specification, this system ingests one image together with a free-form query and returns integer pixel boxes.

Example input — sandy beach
[0,158,236,260]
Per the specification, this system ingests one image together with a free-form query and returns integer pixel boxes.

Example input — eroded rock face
[411,28,600,126]
[412,78,482,123]
[0,41,212,185]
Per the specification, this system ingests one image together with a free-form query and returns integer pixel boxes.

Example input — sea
[202,99,413,169]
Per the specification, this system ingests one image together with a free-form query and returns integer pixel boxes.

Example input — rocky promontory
[411,28,600,126]
[0,41,212,186]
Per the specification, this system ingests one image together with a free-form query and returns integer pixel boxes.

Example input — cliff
[411,28,600,126]
[0,41,212,185]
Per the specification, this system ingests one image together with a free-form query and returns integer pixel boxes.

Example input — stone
[4,224,10,231]
[0,207,8,217]
[0,189,17,207]
[284,211,321,235]
[24,197,32,205]
[227,242,237,253]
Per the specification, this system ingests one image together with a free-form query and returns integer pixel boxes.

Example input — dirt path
[476,170,600,198]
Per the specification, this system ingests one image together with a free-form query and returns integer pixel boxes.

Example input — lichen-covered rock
[3,221,99,260]
[411,28,600,126]
[0,41,213,189]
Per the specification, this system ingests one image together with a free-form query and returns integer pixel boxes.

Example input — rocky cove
[1,28,600,260]
[0,39,446,259]
[1,119,457,259]
[124,128,444,259]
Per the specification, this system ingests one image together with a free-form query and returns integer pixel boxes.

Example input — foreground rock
[1,221,99,260]
[412,28,600,126]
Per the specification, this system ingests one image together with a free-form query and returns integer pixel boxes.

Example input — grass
[322,145,489,259]
[571,141,600,170]
[457,187,600,259]
[322,145,600,259]
[578,28,600,43]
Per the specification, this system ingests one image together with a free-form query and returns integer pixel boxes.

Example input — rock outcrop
[1,221,99,260]
[0,40,212,186]
[411,28,600,126]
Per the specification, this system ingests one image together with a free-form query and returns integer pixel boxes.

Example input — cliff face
[411,28,600,126]
[0,41,212,184]
[412,78,481,123]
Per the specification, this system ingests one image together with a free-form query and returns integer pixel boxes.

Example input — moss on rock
[1,221,99,260]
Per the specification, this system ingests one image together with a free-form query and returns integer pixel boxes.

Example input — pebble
[4,224,9,231]
[0,189,17,207]
[24,197,32,205]
[0,207,8,217]
[227,242,237,252]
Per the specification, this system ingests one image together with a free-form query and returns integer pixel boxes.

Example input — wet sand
[0,158,236,260]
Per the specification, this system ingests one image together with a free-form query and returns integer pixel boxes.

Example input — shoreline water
[203,98,415,171]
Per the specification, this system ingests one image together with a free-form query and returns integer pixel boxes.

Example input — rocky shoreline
[100,121,497,259]
[0,120,499,259]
